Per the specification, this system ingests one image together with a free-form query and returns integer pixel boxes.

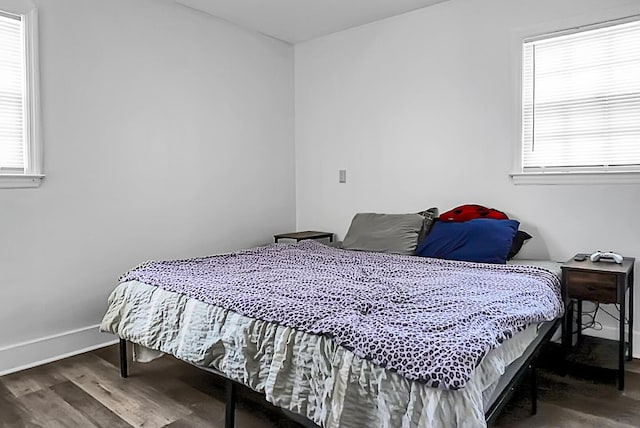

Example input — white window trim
[0,1,43,189]
[510,171,640,186]
[510,5,640,186]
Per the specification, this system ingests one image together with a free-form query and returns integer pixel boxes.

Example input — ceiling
[175,0,449,44]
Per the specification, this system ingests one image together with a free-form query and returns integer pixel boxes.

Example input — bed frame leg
[530,363,537,415]
[225,381,236,428]
[119,338,129,378]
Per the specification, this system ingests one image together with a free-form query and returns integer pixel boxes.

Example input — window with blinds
[0,11,25,173]
[522,16,640,173]
[0,5,41,188]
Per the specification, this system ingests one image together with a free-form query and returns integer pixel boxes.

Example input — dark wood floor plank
[100,350,226,409]
[497,401,637,428]
[98,344,297,426]
[0,381,43,428]
[536,371,640,425]
[162,401,226,428]
[1,362,67,397]
[17,388,99,428]
[626,360,640,375]
[51,381,132,428]
[623,371,640,401]
[54,353,192,427]
[495,366,640,428]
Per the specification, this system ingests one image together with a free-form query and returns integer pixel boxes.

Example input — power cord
[599,303,629,323]
[571,301,629,335]
[573,302,602,334]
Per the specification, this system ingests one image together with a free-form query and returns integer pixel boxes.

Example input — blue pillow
[416,219,519,264]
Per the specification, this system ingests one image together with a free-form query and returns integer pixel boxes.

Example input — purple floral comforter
[120,240,563,390]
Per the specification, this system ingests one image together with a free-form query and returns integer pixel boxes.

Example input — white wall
[0,0,294,373]
[295,0,640,354]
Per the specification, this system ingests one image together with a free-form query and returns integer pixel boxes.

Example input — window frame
[0,1,42,189]
[510,7,640,185]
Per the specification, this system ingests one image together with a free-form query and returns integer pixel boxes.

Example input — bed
[100,239,564,428]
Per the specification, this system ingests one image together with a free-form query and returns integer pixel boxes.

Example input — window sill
[0,174,44,188]
[510,171,640,185]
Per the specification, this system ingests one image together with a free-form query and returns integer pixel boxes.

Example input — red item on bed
[439,204,508,222]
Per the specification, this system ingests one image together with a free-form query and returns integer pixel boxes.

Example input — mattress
[508,259,562,278]
[102,280,547,428]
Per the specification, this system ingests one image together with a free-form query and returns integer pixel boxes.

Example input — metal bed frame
[117,316,561,428]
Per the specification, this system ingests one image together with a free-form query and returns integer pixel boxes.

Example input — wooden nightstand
[561,254,635,390]
[274,231,333,243]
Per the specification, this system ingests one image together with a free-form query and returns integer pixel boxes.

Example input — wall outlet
[339,169,347,183]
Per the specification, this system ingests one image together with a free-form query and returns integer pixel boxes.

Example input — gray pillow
[342,213,424,255]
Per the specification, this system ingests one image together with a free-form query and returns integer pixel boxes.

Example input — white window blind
[522,17,640,172]
[0,10,25,173]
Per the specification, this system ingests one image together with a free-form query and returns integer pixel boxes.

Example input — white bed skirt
[101,280,539,428]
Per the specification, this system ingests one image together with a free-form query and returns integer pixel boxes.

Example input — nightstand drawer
[566,270,617,303]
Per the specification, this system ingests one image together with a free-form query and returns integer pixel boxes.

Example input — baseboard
[0,325,118,376]
[583,327,640,359]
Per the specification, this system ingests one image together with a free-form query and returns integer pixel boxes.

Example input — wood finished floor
[1,344,639,427]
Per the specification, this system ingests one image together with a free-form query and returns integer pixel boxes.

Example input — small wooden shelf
[273,231,333,243]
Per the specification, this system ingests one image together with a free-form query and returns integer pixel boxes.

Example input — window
[0,4,41,188]
[514,15,640,184]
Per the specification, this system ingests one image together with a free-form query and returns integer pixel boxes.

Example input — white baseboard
[583,327,640,359]
[0,324,118,376]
